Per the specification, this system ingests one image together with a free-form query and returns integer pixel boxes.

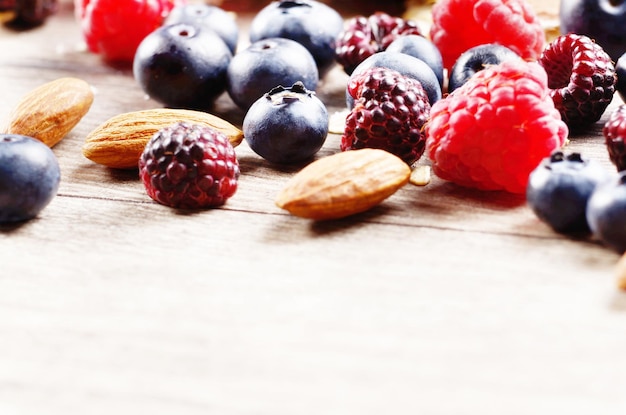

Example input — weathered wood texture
[1,4,626,415]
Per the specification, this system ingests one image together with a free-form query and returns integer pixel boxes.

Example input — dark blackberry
[341,67,431,165]
[603,104,626,172]
[539,34,616,130]
[139,122,240,209]
[2,0,58,26]
[335,12,423,75]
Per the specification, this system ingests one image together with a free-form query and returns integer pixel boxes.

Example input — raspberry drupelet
[426,60,568,194]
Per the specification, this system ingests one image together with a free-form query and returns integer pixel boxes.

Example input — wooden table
[2,3,626,414]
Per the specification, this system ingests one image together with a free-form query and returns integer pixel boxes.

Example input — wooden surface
[2,3,626,414]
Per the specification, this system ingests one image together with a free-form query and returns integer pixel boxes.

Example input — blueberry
[227,37,319,111]
[386,35,444,88]
[248,0,344,75]
[243,82,328,164]
[448,44,520,92]
[133,23,232,110]
[560,0,626,62]
[164,4,240,54]
[586,171,626,252]
[0,134,60,223]
[526,151,610,234]
[347,51,442,108]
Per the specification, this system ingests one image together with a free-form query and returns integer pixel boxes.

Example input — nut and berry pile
[4,0,626,285]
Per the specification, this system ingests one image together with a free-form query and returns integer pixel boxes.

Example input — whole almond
[276,148,411,220]
[82,108,244,169]
[2,77,94,147]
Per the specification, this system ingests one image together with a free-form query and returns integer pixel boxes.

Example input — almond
[2,77,94,147]
[82,108,244,169]
[616,252,626,291]
[276,148,410,220]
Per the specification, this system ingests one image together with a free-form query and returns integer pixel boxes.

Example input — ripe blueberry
[133,23,232,110]
[0,134,60,223]
[448,43,520,92]
[226,37,318,111]
[587,171,626,252]
[347,51,442,109]
[249,0,343,75]
[386,35,444,88]
[243,82,328,164]
[560,0,626,62]
[526,151,610,234]
[616,52,626,103]
[164,4,240,54]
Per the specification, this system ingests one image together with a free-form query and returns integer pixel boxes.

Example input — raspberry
[341,67,431,165]
[75,0,185,63]
[603,104,626,171]
[139,122,239,209]
[335,12,423,75]
[539,34,616,130]
[425,60,568,194]
[430,0,544,71]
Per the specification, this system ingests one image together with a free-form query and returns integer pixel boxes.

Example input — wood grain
[1,4,626,415]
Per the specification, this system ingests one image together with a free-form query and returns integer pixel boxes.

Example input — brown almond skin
[2,77,94,147]
[276,148,411,220]
[82,108,244,169]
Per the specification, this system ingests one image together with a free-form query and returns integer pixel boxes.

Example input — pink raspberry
[425,60,568,194]
[430,0,545,71]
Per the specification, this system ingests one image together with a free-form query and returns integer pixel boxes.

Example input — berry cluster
[70,0,626,253]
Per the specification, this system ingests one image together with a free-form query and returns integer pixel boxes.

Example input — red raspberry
[75,0,186,63]
[335,12,423,75]
[540,34,616,130]
[341,67,431,165]
[430,0,544,71]
[603,105,626,172]
[425,60,568,194]
[139,122,239,209]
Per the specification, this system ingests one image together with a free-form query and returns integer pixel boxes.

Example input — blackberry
[1,0,58,25]
[341,67,431,165]
[139,122,240,209]
[603,104,626,172]
[335,12,423,75]
[540,34,616,130]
